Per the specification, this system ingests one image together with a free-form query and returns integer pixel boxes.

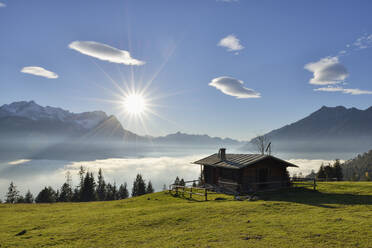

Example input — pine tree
[81,172,96,202]
[5,182,19,203]
[162,184,167,191]
[72,188,80,202]
[118,183,129,199]
[324,164,333,179]
[333,159,343,181]
[58,183,73,202]
[35,187,57,203]
[179,179,185,186]
[96,168,107,201]
[105,183,118,200]
[317,163,326,179]
[78,166,85,192]
[174,176,180,185]
[16,195,25,203]
[132,174,146,197]
[146,181,154,194]
[24,190,34,203]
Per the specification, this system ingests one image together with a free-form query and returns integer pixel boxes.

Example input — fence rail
[169,177,317,200]
[169,184,216,201]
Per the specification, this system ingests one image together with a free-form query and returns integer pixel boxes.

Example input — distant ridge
[245,105,372,153]
[0,100,242,148]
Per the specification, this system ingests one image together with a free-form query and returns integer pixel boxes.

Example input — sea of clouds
[0,155,340,199]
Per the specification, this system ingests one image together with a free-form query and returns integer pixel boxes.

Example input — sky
[1,0,372,140]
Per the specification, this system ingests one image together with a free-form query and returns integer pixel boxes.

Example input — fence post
[190,187,193,199]
[205,188,207,201]
[313,179,316,191]
[182,186,185,197]
[176,186,178,196]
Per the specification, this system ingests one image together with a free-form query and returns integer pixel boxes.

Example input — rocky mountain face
[246,106,372,153]
[0,101,242,160]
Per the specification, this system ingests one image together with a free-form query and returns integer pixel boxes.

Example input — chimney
[218,148,226,161]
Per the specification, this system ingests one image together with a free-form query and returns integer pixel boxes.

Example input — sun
[123,93,147,115]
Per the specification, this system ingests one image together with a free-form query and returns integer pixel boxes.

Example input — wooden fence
[169,180,218,201]
[169,178,317,200]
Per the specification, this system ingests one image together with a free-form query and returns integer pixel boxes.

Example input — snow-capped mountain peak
[0,101,107,129]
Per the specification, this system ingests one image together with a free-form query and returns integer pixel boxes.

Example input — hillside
[245,106,372,153]
[342,150,372,181]
[1,182,371,248]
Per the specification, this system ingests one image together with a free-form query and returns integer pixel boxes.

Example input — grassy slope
[0,182,372,248]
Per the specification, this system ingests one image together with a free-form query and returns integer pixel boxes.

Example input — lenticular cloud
[209,76,260,99]
[69,41,145,66]
[21,66,58,79]
[304,56,348,85]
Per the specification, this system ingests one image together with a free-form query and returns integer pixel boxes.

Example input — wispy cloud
[304,56,348,85]
[209,76,260,99]
[0,2,6,8]
[21,66,58,79]
[218,35,244,53]
[314,86,372,95]
[352,33,372,50]
[69,41,145,66]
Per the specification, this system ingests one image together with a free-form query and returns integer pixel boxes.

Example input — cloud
[0,2,6,7]
[69,41,145,66]
[218,35,244,52]
[8,159,31,165]
[304,56,348,85]
[287,159,344,176]
[21,66,58,79]
[0,155,203,195]
[209,76,260,99]
[353,34,372,50]
[314,86,372,95]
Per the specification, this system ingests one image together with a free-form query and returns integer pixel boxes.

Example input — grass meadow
[0,182,371,247]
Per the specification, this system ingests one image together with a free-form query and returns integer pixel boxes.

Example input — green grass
[1,182,372,247]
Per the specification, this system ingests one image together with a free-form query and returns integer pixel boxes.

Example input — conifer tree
[16,195,25,203]
[96,168,107,201]
[5,182,19,203]
[146,181,154,194]
[106,183,118,200]
[333,159,343,181]
[24,190,34,203]
[35,186,57,203]
[81,172,96,202]
[132,174,146,197]
[317,163,326,179]
[179,178,185,186]
[174,176,180,185]
[118,183,129,199]
[58,182,73,202]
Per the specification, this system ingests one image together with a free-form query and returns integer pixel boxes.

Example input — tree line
[2,167,154,204]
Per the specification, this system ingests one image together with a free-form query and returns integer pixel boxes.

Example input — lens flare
[123,93,146,115]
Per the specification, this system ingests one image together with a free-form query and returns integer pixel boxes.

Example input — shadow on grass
[259,187,372,208]
[167,192,232,203]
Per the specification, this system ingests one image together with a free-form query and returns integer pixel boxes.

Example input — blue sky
[1,0,372,140]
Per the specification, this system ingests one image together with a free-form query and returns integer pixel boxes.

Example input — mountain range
[246,105,372,153]
[1,101,372,160]
[0,101,242,160]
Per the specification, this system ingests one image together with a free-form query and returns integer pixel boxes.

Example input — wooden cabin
[193,148,298,193]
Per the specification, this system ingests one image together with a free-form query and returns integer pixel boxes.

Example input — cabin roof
[193,153,298,169]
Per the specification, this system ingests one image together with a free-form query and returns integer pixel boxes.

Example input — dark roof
[193,153,298,169]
